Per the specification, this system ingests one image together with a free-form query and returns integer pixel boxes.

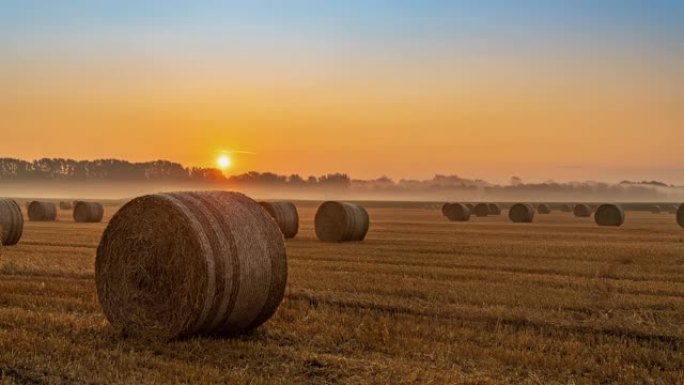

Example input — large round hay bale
[536,204,551,214]
[444,203,470,222]
[59,201,73,210]
[676,204,684,229]
[473,203,489,217]
[573,204,592,218]
[315,201,369,242]
[487,203,502,215]
[27,201,57,221]
[0,199,23,246]
[73,201,104,223]
[259,201,299,239]
[595,204,625,227]
[509,203,535,223]
[95,191,287,340]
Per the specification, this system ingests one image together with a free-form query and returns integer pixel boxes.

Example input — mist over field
[1,176,683,203]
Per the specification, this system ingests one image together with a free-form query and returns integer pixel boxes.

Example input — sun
[217,155,231,170]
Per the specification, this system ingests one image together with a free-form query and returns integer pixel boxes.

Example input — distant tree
[288,174,306,185]
[318,173,351,187]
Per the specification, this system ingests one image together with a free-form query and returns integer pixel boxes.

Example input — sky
[1,1,683,184]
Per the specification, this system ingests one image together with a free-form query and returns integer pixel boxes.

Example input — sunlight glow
[217,155,231,170]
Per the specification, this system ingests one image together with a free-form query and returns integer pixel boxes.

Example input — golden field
[1,202,683,384]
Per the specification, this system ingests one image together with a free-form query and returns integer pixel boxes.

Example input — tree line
[0,157,352,186]
[0,157,677,199]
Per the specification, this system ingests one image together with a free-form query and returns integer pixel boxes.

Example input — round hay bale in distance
[487,203,501,215]
[95,191,287,341]
[315,201,369,242]
[73,201,104,223]
[509,203,535,223]
[259,201,299,239]
[27,201,57,221]
[441,203,451,216]
[444,203,470,222]
[595,204,625,227]
[573,204,592,218]
[473,203,490,217]
[536,204,551,214]
[0,199,23,246]
[676,204,684,229]
[59,201,73,210]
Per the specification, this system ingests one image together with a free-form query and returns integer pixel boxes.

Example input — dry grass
[1,203,683,384]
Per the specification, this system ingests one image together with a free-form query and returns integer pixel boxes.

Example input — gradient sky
[1,1,683,184]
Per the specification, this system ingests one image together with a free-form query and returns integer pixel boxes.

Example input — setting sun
[217,155,231,170]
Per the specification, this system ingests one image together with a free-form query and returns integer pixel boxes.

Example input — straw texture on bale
[0,199,23,246]
[509,203,535,223]
[594,204,625,227]
[573,204,592,218]
[473,203,490,217]
[95,191,287,341]
[487,203,501,215]
[676,204,684,229]
[259,201,299,239]
[315,201,369,242]
[536,204,551,214]
[73,201,104,223]
[444,203,470,222]
[59,201,73,210]
[27,201,57,222]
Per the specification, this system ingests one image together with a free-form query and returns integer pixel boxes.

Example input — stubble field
[1,202,683,384]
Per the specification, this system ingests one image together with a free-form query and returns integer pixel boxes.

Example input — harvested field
[1,203,683,384]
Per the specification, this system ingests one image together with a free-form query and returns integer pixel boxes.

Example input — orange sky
[1,2,683,184]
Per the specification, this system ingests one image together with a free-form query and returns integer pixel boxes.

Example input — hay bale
[573,204,592,218]
[536,204,551,214]
[0,199,23,246]
[59,201,73,210]
[473,203,490,217]
[315,201,369,242]
[441,203,451,216]
[27,201,57,221]
[73,201,104,223]
[259,201,299,239]
[487,203,501,215]
[444,203,470,222]
[509,203,535,223]
[595,204,625,227]
[95,191,287,340]
[676,204,684,229]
